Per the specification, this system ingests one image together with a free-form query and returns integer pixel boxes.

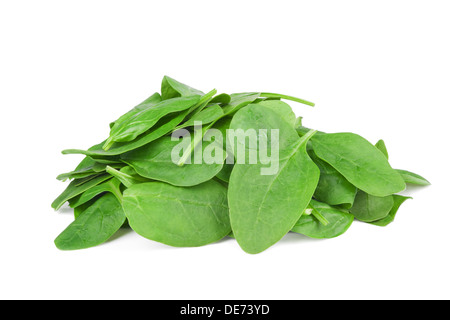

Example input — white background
[1,0,449,300]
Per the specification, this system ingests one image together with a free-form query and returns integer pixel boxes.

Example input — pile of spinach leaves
[52,76,430,254]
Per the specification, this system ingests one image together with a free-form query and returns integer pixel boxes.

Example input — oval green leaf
[292,200,354,239]
[350,190,395,222]
[123,180,230,247]
[310,132,406,197]
[228,105,320,254]
[54,193,126,250]
[121,135,225,187]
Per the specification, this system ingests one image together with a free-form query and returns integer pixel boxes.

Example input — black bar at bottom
[153,300,300,319]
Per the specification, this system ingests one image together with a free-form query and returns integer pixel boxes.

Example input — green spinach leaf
[292,200,354,239]
[68,178,122,209]
[308,150,357,208]
[375,139,389,160]
[104,95,201,149]
[350,190,395,222]
[52,174,112,210]
[256,100,297,127]
[123,180,230,247]
[176,104,224,129]
[63,110,193,157]
[228,105,320,254]
[161,76,204,100]
[210,93,231,105]
[396,169,431,186]
[109,92,162,129]
[369,195,412,226]
[121,135,225,187]
[55,193,126,250]
[299,128,406,197]
[374,139,430,186]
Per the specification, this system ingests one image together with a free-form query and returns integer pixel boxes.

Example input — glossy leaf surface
[292,200,354,239]
[123,180,230,247]
[228,105,319,254]
[308,131,406,197]
[350,190,394,222]
[55,193,126,250]
[121,135,225,187]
